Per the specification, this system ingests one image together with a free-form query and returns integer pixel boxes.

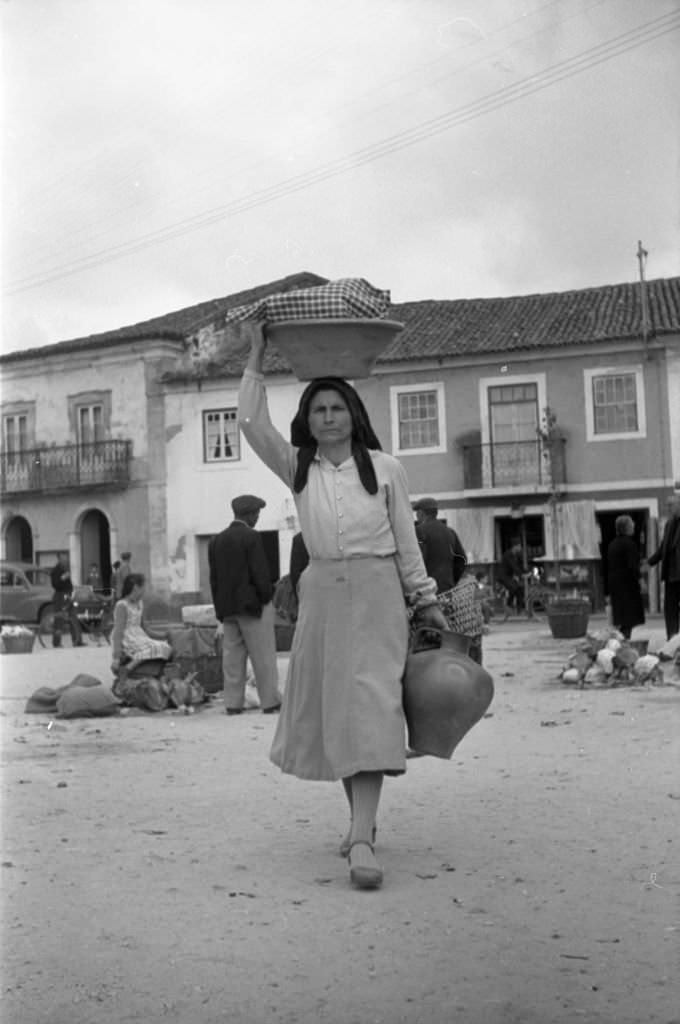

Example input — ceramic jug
[403,629,494,759]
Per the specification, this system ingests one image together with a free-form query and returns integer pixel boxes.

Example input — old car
[0,561,54,628]
[0,562,114,645]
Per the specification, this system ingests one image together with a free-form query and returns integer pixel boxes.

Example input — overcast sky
[1,0,679,353]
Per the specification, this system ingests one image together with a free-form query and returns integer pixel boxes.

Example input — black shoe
[226,708,243,716]
[262,703,282,715]
[75,641,86,647]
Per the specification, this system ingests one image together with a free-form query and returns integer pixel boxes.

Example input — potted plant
[538,407,590,639]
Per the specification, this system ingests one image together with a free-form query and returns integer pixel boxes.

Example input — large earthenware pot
[403,629,494,759]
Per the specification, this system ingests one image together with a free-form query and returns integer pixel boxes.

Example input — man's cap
[412,496,438,512]
[120,551,131,559]
[232,494,266,516]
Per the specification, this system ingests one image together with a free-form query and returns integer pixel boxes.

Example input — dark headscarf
[290,377,382,495]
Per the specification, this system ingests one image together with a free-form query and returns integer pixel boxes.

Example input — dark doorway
[5,516,33,562]
[495,514,545,567]
[80,509,111,589]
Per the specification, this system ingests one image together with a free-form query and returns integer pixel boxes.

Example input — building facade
[2,273,678,615]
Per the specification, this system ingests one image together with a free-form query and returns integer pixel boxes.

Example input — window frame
[67,391,112,446]
[1,401,36,455]
[202,407,241,464]
[583,365,646,442]
[478,373,547,446]
[389,381,447,456]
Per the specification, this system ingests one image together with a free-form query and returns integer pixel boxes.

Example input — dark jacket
[415,517,466,593]
[498,548,524,587]
[208,521,273,620]
[648,515,680,582]
[607,534,645,631]
[51,563,74,609]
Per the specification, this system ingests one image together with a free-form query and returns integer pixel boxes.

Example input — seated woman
[110,573,172,673]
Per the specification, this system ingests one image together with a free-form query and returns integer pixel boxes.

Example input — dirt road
[1,619,678,1024]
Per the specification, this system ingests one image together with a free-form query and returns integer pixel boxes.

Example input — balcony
[461,439,566,494]
[0,440,133,497]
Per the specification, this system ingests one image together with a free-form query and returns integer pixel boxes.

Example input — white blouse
[238,370,437,609]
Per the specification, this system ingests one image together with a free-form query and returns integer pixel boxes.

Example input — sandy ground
[1,617,678,1024]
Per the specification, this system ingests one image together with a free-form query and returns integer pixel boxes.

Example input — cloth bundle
[224,277,390,323]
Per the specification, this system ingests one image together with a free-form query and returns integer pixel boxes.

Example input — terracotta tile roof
[0,271,328,363]
[232,275,680,378]
[381,276,680,362]
[3,274,678,373]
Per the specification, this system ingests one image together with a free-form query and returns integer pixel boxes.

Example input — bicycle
[524,576,558,619]
[38,586,115,648]
[486,573,558,622]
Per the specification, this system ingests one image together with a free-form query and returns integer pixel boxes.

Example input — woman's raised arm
[238,324,295,487]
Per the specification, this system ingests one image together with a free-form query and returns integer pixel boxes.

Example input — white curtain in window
[544,500,599,558]
[447,507,495,563]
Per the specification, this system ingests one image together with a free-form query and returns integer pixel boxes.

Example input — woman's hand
[111,657,121,674]
[415,603,448,633]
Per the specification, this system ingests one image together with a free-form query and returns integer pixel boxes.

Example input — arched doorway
[5,516,34,562]
[79,509,111,589]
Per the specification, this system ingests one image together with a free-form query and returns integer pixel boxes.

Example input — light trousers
[221,602,281,711]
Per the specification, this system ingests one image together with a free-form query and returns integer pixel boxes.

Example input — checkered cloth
[224,277,390,323]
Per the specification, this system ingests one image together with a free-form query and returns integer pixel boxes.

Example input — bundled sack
[112,673,168,711]
[112,667,206,712]
[25,675,118,716]
[163,666,206,708]
[223,277,390,323]
[55,677,121,719]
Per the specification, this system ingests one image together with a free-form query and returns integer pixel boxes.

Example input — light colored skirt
[270,556,409,781]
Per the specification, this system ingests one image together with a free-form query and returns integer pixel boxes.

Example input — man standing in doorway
[50,553,83,648]
[498,537,526,613]
[208,494,281,715]
[648,493,680,640]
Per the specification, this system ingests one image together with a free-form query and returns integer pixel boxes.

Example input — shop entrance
[494,514,545,567]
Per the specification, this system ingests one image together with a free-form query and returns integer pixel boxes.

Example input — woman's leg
[342,776,353,813]
[347,772,383,884]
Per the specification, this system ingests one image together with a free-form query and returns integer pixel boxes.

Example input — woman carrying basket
[238,326,447,890]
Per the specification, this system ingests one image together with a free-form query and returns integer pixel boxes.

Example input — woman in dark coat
[607,515,645,639]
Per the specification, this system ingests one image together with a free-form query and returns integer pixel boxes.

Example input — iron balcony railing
[0,440,132,496]
[462,439,566,491]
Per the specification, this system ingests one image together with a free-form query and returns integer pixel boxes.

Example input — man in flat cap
[412,497,466,594]
[208,494,281,714]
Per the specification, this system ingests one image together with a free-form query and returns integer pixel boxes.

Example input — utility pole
[637,240,651,356]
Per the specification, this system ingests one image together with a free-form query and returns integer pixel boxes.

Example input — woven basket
[2,633,36,654]
[547,599,590,639]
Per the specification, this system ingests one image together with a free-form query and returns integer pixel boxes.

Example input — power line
[18,0,574,271]
[7,0,621,275]
[5,9,679,296]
